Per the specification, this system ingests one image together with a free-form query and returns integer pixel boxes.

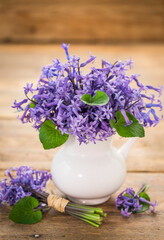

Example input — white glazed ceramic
[51,135,135,205]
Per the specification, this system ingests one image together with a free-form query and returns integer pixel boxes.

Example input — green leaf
[81,94,92,105]
[110,118,116,128]
[136,192,150,213]
[91,91,109,105]
[110,110,145,138]
[29,99,37,108]
[29,102,36,108]
[139,192,150,201]
[81,91,109,106]
[39,120,69,150]
[9,196,42,224]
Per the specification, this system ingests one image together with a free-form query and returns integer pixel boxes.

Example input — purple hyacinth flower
[125,58,134,69]
[12,43,163,144]
[62,43,70,60]
[121,207,132,217]
[24,83,34,94]
[146,85,163,97]
[139,197,158,212]
[0,166,51,206]
[150,109,161,126]
[80,54,96,67]
[146,103,162,110]
[133,200,143,211]
[115,186,157,217]
[121,109,133,126]
[12,99,28,111]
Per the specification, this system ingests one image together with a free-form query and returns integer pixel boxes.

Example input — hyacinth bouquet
[0,167,106,227]
[12,44,163,149]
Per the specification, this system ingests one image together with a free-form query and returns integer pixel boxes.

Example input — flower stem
[134,183,149,197]
[25,93,37,105]
[68,212,100,228]
[33,206,49,212]
[66,209,102,222]
[68,203,104,215]
[125,99,141,110]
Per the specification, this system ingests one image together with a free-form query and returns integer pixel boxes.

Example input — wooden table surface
[0,44,164,240]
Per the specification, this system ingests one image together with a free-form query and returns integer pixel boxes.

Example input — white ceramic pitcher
[51,135,135,205]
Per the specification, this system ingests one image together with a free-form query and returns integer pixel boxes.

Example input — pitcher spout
[118,138,136,160]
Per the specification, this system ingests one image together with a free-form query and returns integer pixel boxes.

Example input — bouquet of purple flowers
[12,44,162,149]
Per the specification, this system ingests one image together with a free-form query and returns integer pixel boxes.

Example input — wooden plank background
[0,0,164,44]
[0,44,164,239]
[0,1,164,237]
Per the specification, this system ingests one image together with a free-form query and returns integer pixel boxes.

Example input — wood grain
[0,173,164,240]
[0,0,164,43]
